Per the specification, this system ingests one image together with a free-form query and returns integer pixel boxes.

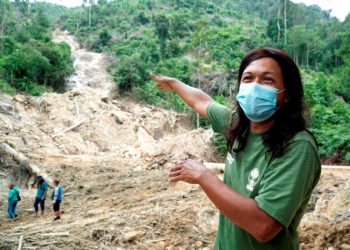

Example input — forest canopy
[0,0,73,95]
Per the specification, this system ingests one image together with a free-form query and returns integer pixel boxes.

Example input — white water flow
[52,29,115,92]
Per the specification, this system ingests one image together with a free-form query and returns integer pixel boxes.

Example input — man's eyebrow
[242,71,275,75]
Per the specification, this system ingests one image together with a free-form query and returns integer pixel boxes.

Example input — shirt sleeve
[53,187,58,201]
[207,102,232,134]
[255,140,321,227]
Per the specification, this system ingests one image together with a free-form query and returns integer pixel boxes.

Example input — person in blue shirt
[13,185,21,218]
[34,176,48,216]
[51,179,63,221]
[7,184,18,220]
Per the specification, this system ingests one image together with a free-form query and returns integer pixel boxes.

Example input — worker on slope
[51,179,63,221]
[34,175,48,217]
[7,183,18,220]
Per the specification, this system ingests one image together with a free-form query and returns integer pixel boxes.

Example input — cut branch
[17,234,24,250]
[42,232,70,237]
[74,97,80,119]
[52,118,87,138]
[94,110,106,121]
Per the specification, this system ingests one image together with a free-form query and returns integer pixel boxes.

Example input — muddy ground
[0,30,349,250]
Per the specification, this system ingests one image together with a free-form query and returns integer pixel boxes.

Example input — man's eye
[242,76,252,81]
[263,78,274,82]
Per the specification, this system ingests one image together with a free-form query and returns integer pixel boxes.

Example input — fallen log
[39,241,58,246]
[52,118,87,138]
[74,97,80,119]
[42,232,69,237]
[0,143,53,187]
[17,235,24,250]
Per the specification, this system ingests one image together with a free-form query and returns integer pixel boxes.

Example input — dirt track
[0,30,349,250]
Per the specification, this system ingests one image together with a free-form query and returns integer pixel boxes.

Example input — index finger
[149,73,159,81]
[170,165,182,172]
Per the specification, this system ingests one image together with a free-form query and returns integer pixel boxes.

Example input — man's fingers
[169,176,182,183]
[168,170,181,177]
[156,83,165,89]
[170,165,182,172]
[149,73,159,81]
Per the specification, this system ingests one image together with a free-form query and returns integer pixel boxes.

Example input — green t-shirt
[207,102,321,250]
[7,188,18,202]
[36,181,49,199]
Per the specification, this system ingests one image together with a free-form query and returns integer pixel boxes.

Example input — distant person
[13,185,21,218]
[34,176,48,216]
[7,184,18,220]
[51,179,62,221]
[150,48,321,249]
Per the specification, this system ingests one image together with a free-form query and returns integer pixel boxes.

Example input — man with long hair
[150,48,321,249]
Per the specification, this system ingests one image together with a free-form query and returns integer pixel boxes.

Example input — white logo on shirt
[246,168,260,191]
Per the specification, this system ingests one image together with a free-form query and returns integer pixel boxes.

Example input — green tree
[99,28,111,46]
[0,0,12,53]
[154,14,169,59]
[111,54,147,93]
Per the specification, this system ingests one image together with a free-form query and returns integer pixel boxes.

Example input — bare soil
[0,30,349,250]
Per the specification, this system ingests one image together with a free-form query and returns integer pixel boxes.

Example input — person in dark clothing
[34,176,48,216]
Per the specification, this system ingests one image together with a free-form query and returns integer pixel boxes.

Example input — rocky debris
[341,244,350,250]
[298,173,350,250]
[122,231,144,242]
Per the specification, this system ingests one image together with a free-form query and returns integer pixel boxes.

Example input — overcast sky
[35,0,350,21]
[290,0,350,21]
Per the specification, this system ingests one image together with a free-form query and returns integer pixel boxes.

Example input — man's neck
[250,119,274,133]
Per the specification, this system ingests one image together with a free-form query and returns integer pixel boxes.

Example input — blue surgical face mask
[236,82,285,122]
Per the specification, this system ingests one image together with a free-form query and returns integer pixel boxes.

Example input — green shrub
[111,54,148,93]
[0,79,16,95]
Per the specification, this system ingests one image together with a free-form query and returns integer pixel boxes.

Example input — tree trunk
[277,1,281,43]
[89,5,92,27]
[196,47,200,129]
[284,0,287,45]
[306,44,309,68]
[0,9,6,53]
[24,0,30,16]
[0,143,53,187]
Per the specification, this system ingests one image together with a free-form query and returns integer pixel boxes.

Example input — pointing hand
[149,73,176,91]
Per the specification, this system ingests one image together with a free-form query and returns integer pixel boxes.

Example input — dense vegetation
[0,0,73,95]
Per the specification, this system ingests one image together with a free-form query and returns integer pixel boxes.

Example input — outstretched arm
[150,73,214,119]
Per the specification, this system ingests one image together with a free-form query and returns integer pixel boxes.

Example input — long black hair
[226,48,316,159]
